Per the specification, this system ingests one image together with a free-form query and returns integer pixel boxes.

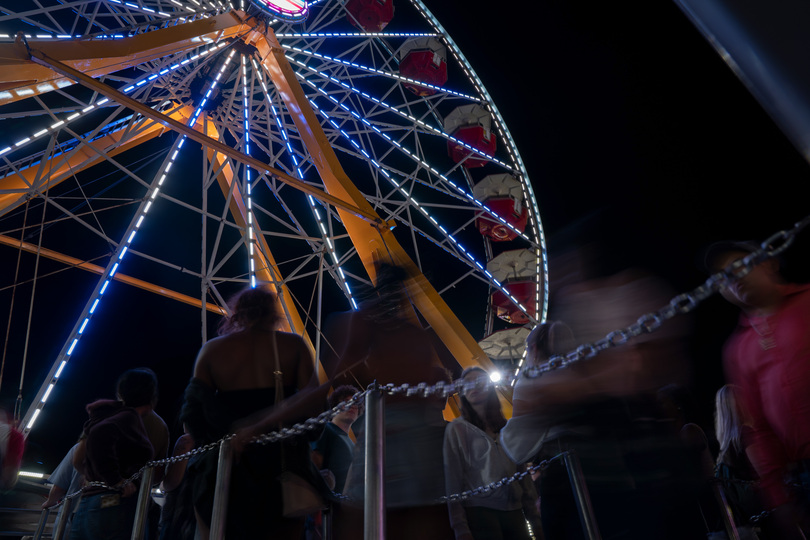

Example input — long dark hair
[218,286,282,336]
[458,366,506,434]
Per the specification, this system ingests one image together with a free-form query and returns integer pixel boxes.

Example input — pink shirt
[723,283,810,507]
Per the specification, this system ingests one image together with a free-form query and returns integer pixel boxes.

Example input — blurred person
[707,240,810,539]
[181,285,323,540]
[116,368,169,474]
[116,367,168,539]
[443,366,541,540]
[306,385,360,540]
[42,441,85,536]
[310,384,361,494]
[502,268,702,539]
[713,384,765,537]
[69,371,155,540]
[233,263,455,540]
[0,410,23,492]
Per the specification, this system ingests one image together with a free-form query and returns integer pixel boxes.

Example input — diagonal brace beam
[23,45,383,226]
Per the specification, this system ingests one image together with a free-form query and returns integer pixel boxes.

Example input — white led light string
[0,41,229,161]
[22,45,238,434]
[283,45,481,102]
[285,54,514,171]
[294,69,537,248]
[249,57,357,309]
[306,95,535,324]
[408,0,549,323]
[287,46,545,330]
[241,55,259,288]
[276,32,438,38]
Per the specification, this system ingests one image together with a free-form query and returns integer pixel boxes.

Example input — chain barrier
[440,453,561,503]
[523,215,810,378]
[43,216,810,515]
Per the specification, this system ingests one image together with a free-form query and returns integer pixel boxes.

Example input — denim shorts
[69,491,138,540]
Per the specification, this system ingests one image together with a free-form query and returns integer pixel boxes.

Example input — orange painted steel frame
[8,11,512,413]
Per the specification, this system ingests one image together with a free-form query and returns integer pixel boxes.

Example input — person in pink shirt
[707,240,810,539]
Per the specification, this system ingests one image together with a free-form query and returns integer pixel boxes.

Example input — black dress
[181,379,321,539]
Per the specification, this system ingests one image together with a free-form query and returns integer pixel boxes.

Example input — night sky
[6,0,810,472]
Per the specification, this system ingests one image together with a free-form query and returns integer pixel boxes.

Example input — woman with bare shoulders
[180,286,319,540]
[234,264,455,540]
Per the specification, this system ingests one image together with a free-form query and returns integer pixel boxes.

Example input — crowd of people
[10,241,808,540]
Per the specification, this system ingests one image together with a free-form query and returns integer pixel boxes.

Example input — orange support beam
[0,11,254,105]
[23,44,380,224]
[249,29,504,394]
[0,234,226,315]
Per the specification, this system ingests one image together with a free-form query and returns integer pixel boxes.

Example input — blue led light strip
[22,45,236,434]
[250,58,357,309]
[276,32,439,38]
[241,55,258,288]
[306,96,534,322]
[295,73,535,247]
[407,0,547,324]
[283,45,480,102]
[106,0,172,17]
[285,54,513,171]
[1,41,228,159]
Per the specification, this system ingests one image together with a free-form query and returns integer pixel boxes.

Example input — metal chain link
[44,215,810,513]
[440,453,561,503]
[523,215,810,378]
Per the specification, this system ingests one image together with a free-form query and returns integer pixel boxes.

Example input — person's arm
[726,350,790,509]
[162,433,194,492]
[42,445,78,508]
[443,421,474,540]
[42,484,68,509]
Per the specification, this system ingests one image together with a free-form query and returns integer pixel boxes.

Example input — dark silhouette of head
[116,367,159,408]
[327,385,360,410]
[525,321,575,366]
[219,286,282,335]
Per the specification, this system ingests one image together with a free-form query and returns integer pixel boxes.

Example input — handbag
[270,331,327,517]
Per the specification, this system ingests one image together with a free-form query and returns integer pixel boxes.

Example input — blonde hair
[715,384,745,466]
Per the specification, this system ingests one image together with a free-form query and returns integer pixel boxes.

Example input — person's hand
[117,481,137,498]
[41,495,60,509]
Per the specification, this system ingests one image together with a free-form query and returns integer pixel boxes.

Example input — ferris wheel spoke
[288,55,516,173]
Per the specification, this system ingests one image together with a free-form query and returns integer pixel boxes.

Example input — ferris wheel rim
[0,0,548,435]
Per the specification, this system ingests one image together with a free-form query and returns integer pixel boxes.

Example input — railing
[34,214,810,540]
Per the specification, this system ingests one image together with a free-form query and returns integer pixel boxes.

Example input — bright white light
[18,470,45,479]
[489,371,502,383]
[26,409,41,430]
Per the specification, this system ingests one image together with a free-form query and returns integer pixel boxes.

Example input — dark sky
[426,0,810,426]
[8,0,810,471]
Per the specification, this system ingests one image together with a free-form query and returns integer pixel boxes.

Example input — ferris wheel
[0,0,548,435]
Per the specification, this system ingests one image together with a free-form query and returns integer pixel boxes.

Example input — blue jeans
[69,491,138,540]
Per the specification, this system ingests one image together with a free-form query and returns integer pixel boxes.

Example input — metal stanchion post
[32,507,49,540]
[712,480,742,540]
[210,438,233,540]
[562,450,602,540]
[322,505,333,540]
[131,465,155,540]
[51,497,74,540]
[364,383,385,540]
